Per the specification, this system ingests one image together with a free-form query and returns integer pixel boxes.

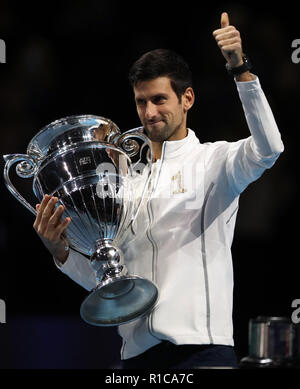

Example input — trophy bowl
[3,114,158,326]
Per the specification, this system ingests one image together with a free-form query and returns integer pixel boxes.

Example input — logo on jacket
[171,171,187,195]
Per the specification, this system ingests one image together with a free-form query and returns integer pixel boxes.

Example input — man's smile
[147,119,164,126]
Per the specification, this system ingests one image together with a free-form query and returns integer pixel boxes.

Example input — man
[33,13,284,368]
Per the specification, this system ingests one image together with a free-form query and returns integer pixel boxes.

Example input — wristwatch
[225,54,252,76]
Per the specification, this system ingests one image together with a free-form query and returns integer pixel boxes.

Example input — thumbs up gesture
[213,12,243,68]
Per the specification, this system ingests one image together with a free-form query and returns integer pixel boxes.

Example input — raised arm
[212,12,284,194]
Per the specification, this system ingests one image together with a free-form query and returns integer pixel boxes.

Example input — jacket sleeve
[226,76,284,195]
[53,249,97,291]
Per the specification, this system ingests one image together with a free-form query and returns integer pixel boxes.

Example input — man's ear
[182,87,195,112]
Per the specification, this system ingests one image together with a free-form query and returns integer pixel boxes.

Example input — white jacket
[55,77,284,359]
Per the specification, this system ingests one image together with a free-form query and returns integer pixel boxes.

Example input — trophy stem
[79,239,158,326]
[90,239,128,287]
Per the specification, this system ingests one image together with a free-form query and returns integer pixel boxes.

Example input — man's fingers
[42,196,58,219]
[212,13,232,39]
[56,217,72,237]
[35,198,72,240]
[34,195,50,227]
[39,194,51,212]
[36,196,58,233]
[221,12,229,28]
[48,204,65,228]
[46,216,71,242]
[48,216,72,242]
[212,25,235,38]
[215,29,240,41]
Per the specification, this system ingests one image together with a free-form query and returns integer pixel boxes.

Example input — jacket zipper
[146,143,166,338]
[200,182,215,344]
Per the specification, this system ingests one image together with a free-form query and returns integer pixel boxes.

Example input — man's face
[133,76,194,143]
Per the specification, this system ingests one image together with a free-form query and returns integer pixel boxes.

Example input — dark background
[0,0,298,368]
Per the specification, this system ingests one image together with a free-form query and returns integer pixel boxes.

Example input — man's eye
[153,96,166,104]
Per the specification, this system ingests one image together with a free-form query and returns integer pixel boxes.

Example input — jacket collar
[162,129,200,160]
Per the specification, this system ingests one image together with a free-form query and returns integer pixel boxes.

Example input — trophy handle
[116,126,153,163]
[115,127,153,227]
[3,154,39,216]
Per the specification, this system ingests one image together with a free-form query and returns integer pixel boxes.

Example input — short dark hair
[128,49,193,101]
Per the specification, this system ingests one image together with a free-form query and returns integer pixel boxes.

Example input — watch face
[245,57,252,68]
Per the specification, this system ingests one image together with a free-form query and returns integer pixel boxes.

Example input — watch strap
[226,55,252,76]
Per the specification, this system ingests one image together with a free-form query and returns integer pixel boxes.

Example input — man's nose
[145,102,158,120]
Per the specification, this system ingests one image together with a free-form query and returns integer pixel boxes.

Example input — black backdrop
[0,0,298,368]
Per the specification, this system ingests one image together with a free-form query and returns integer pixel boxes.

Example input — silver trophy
[3,114,158,326]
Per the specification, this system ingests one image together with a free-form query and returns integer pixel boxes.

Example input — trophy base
[80,275,158,326]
